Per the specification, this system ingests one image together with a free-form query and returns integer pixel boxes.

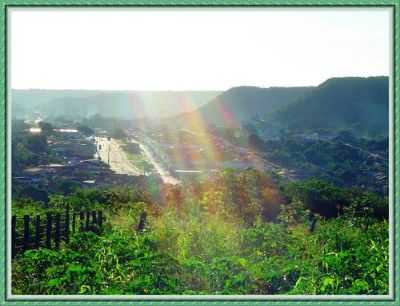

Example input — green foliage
[52,179,81,195]
[11,123,63,171]
[285,179,346,218]
[313,218,389,294]
[12,198,47,217]
[26,134,48,153]
[12,142,36,170]
[16,186,49,205]
[12,172,389,295]
[186,86,312,127]
[258,135,388,196]
[12,187,152,218]
[273,76,389,136]
[13,230,181,295]
[284,179,388,220]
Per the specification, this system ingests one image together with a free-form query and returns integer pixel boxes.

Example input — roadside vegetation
[12,169,388,295]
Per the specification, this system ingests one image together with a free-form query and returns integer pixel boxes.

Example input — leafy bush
[13,230,181,295]
[12,172,389,295]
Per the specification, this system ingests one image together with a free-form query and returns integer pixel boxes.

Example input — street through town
[96,137,141,176]
[129,138,181,185]
[96,136,180,185]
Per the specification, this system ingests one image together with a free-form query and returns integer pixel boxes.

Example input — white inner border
[6,7,395,301]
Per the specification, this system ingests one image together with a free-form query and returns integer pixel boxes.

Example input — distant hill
[171,86,314,129]
[265,76,389,136]
[11,89,220,120]
[13,77,389,137]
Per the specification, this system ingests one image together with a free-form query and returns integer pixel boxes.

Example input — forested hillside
[258,76,389,137]
[172,86,313,128]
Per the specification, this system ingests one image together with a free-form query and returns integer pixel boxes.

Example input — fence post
[85,211,90,231]
[46,213,52,249]
[92,211,97,226]
[80,211,84,231]
[55,213,61,249]
[137,212,147,233]
[65,204,70,243]
[23,215,30,251]
[12,216,16,259]
[98,211,103,229]
[35,215,41,249]
[72,212,76,234]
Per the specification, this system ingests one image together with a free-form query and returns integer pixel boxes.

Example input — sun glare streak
[128,93,146,119]
[216,102,236,127]
[177,111,224,167]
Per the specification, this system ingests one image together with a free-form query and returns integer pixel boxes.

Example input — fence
[12,205,103,258]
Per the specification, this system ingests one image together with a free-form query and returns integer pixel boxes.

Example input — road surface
[96,137,142,176]
[130,138,180,185]
[96,136,180,185]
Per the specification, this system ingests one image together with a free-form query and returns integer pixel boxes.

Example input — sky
[9,8,391,91]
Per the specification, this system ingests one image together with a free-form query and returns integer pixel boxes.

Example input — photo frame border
[0,1,398,305]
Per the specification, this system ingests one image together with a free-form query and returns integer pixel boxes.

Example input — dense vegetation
[12,169,388,295]
[251,77,388,138]
[172,86,313,129]
[247,131,388,196]
[12,120,56,171]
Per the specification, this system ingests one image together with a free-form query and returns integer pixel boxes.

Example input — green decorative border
[0,1,398,305]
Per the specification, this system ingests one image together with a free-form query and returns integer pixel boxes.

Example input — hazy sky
[10,8,391,91]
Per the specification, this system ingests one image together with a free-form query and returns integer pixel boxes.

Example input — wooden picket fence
[12,205,103,258]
